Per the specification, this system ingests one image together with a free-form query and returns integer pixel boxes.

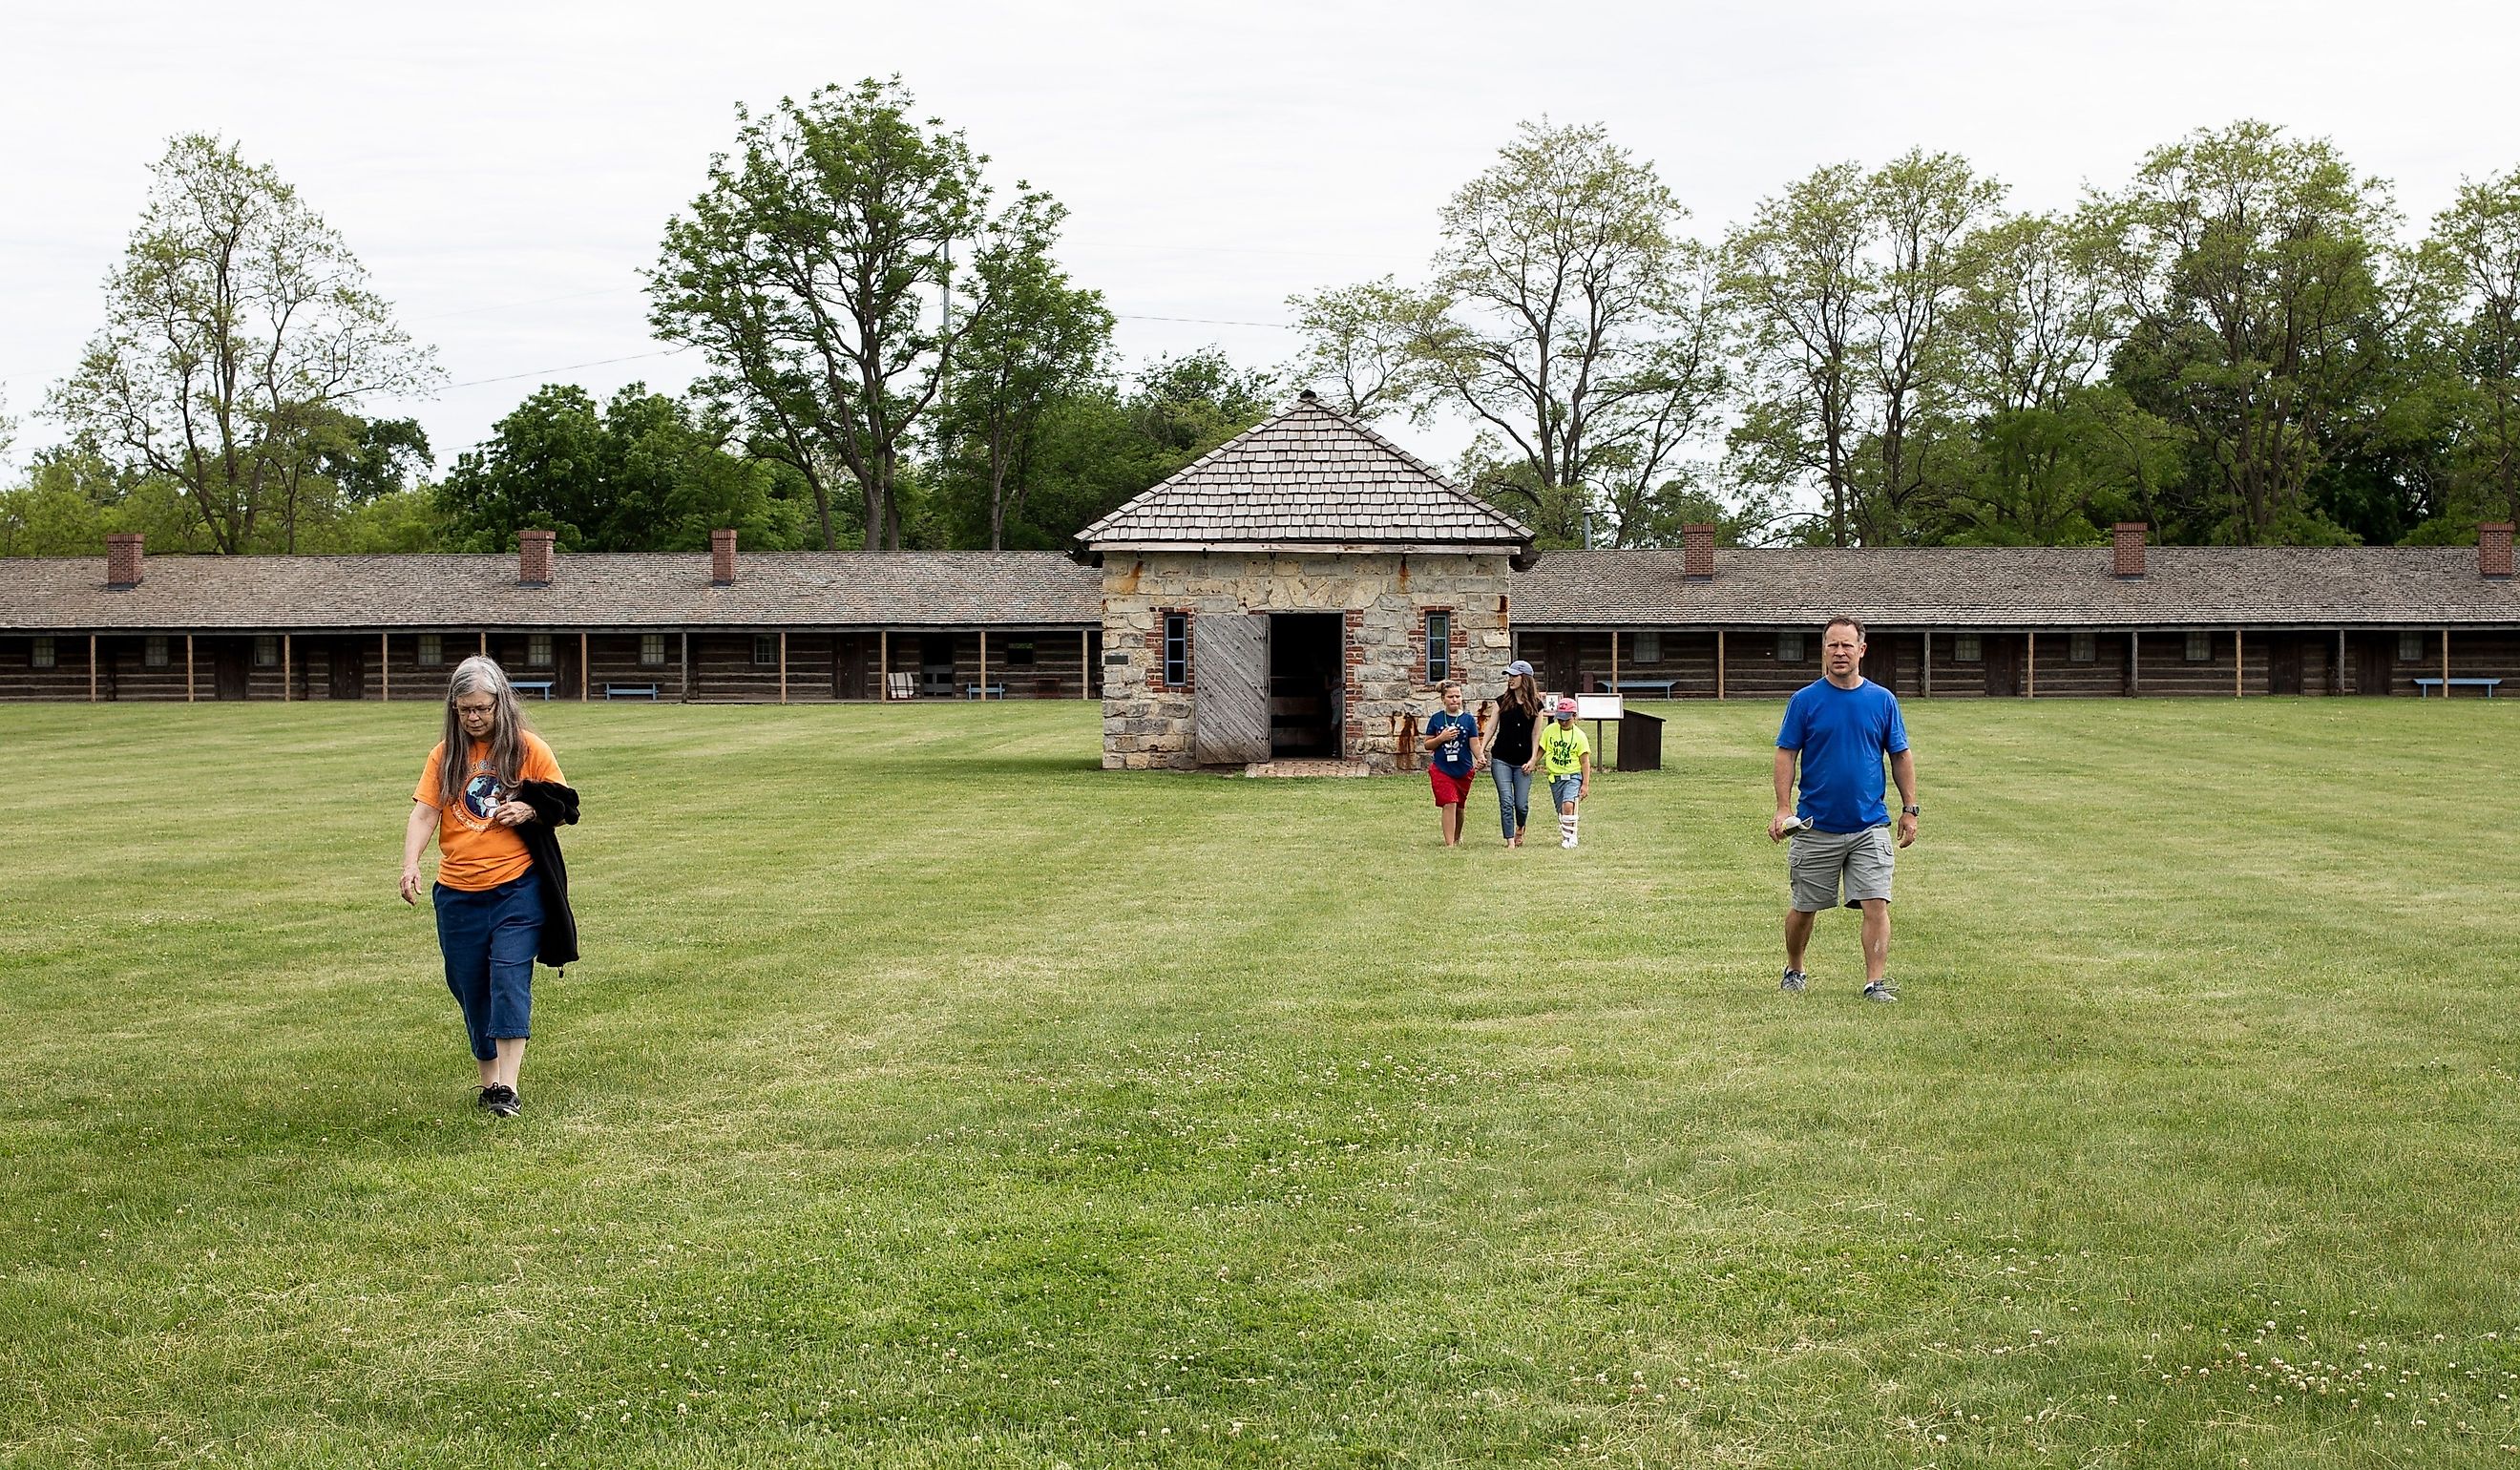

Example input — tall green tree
[650,76,1060,551]
[2097,120,2404,543]
[938,238,1112,548]
[1291,121,1727,546]
[436,384,802,553]
[2419,167,2520,531]
[48,134,436,553]
[1724,152,2003,545]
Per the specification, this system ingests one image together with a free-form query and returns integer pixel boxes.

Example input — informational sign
[1574,694,1624,722]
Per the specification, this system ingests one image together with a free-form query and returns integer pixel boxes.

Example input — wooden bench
[2413,677,2501,698]
[1608,679,1679,699]
[603,682,661,701]
[963,682,1007,700]
[512,680,555,700]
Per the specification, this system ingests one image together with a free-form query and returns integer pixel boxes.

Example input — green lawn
[3,699,2515,1468]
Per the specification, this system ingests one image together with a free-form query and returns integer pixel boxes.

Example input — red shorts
[1428,767,1472,807]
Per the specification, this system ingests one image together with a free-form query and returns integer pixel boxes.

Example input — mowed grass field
[3,699,2516,1469]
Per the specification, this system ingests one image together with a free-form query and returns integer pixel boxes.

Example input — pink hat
[1554,697,1578,716]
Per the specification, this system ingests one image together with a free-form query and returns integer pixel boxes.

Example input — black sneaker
[1779,968,1806,994]
[481,1083,521,1118]
[1861,980,1900,1004]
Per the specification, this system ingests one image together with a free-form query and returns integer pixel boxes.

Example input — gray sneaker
[1861,980,1900,1004]
[1779,968,1806,994]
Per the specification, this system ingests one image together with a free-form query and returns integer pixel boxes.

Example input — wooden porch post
[680,631,691,704]
[1922,632,1933,697]
[1082,628,1092,700]
[283,633,292,703]
[2337,628,2346,695]
[978,628,989,700]
[1609,630,1620,691]
[380,632,389,701]
[88,634,98,703]
[880,630,891,700]
[1715,630,1726,701]
[578,631,589,701]
[2026,632,2036,699]
[2234,627,2243,698]
[2443,626,2451,694]
[186,634,196,703]
[779,631,788,704]
[478,631,487,657]
[2132,630,2142,696]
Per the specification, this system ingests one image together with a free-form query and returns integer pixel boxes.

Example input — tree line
[10,87,2517,556]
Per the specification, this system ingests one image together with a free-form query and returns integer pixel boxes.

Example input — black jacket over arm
[514,779,580,971]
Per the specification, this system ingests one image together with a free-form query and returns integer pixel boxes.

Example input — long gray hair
[437,656,530,810]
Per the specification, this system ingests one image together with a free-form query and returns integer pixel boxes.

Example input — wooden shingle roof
[1511,547,2520,627]
[1075,392,1534,556]
[0,552,1102,631]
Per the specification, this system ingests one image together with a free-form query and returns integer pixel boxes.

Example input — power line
[439,346,693,390]
[1114,313,1295,329]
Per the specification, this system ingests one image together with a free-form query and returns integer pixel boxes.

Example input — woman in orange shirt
[400,657,566,1118]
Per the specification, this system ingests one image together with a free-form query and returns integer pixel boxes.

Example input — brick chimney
[517,529,555,586]
[105,533,144,588]
[711,528,737,585]
[2112,522,2148,579]
[2482,521,2514,579]
[1682,523,1714,581]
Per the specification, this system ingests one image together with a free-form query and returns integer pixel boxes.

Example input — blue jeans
[1491,761,1532,838]
[432,873,542,1061]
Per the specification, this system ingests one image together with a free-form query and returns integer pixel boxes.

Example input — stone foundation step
[1244,758,1376,778]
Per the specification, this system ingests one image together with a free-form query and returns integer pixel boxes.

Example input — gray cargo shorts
[1788,824,1896,912]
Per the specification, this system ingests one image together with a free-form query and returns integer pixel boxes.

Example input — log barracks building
[3,396,2516,756]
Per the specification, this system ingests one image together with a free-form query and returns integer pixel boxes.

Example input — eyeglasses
[453,702,497,715]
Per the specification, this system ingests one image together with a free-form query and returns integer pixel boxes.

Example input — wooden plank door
[2267,637,2302,695]
[1984,636,2022,697]
[1193,614,1271,765]
[1866,633,1900,694]
[329,639,366,700]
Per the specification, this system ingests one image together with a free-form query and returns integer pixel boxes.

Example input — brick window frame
[1420,606,1456,685]
[1150,610,1192,691]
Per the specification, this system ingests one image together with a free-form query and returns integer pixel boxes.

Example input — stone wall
[1099,551,1515,770]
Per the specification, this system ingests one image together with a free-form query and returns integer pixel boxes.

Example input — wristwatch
[1900,804,1922,816]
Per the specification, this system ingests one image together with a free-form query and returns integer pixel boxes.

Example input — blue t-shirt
[1776,678,1909,833]
[1424,710,1480,775]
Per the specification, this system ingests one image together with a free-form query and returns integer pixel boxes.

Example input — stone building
[1077,391,1537,771]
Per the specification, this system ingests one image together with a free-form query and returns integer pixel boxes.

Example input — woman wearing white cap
[1486,661,1544,846]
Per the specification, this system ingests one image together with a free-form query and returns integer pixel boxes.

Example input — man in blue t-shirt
[1769,616,1920,1002]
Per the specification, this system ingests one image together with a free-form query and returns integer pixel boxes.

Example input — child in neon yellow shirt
[1539,697,1591,848]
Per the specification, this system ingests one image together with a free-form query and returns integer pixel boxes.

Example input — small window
[1005,640,1036,667]
[1163,613,1188,688]
[255,636,279,668]
[417,633,444,667]
[1426,611,1452,683]
[753,634,778,666]
[528,633,555,668]
[32,637,55,669]
[1631,631,1661,664]
[1776,631,1807,663]
[640,633,667,668]
[2397,631,2426,663]
[144,636,169,668]
[1953,633,1982,663]
[2185,631,2213,663]
[2069,631,2096,663]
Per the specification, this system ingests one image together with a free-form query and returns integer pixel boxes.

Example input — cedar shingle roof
[0,552,1101,631]
[1076,393,1534,553]
[4,545,2515,633]
[1512,547,2520,626]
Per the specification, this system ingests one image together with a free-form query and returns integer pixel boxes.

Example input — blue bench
[1608,679,1679,699]
[512,680,555,700]
[603,682,661,701]
[964,683,1007,700]
[2414,677,2501,698]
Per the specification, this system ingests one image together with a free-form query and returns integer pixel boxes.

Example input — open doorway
[1269,613,1343,758]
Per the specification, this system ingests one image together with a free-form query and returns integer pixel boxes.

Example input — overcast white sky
[5,0,2517,479]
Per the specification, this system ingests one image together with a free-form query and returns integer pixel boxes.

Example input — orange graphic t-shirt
[413,732,565,891]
